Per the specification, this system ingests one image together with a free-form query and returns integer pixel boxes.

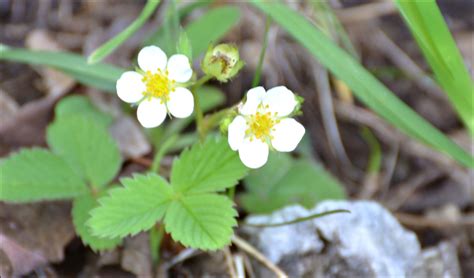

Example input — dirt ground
[0,0,473,277]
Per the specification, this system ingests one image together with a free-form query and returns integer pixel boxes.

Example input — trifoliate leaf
[55,95,113,126]
[88,174,173,238]
[72,193,122,251]
[165,193,237,250]
[171,137,248,194]
[241,153,346,214]
[47,116,121,188]
[0,148,87,202]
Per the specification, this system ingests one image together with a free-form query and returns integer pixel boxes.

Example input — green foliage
[171,138,248,194]
[241,153,346,214]
[165,194,237,250]
[90,138,246,250]
[0,46,123,92]
[395,0,474,135]
[185,6,241,58]
[177,30,193,60]
[72,193,122,251]
[0,149,87,202]
[47,116,121,189]
[55,95,113,126]
[144,1,211,47]
[87,0,161,64]
[250,2,473,168]
[88,174,173,238]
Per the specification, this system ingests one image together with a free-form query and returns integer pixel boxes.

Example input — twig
[231,235,287,278]
[335,1,397,24]
[224,247,238,278]
[313,64,353,168]
[385,169,443,210]
[366,26,446,101]
[334,101,470,187]
[233,254,246,278]
[396,212,474,229]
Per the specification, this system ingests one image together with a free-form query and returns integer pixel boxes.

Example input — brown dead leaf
[25,30,75,97]
[121,233,152,278]
[110,116,151,159]
[0,95,57,156]
[0,202,75,276]
[0,89,19,124]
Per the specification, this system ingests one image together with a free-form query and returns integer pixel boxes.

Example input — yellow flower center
[142,70,175,102]
[247,106,279,142]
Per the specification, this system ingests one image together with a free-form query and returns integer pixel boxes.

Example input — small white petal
[167,54,193,83]
[116,71,145,103]
[228,116,248,151]
[137,98,167,128]
[240,86,266,115]
[271,118,305,152]
[263,86,297,117]
[238,138,269,169]
[167,87,194,118]
[138,46,167,73]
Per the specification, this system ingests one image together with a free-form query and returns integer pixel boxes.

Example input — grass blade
[250,2,473,168]
[87,0,160,64]
[395,0,474,135]
[0,46,123,92]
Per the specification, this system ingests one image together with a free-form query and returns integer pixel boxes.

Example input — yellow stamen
[247,110,278,142]
[141,69,174,102]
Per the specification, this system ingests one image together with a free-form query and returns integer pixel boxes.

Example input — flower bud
[201,43,245,82]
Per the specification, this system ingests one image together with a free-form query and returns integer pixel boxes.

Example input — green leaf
[55,95,113,126]
[72,193,122,251]
[176,30,193,60]
[47,116,121,188]
[395,0,474,135]
[171,137,248,194]
[165,193,237,250]
[0,148,87,202]
[250,2,473,168]
[88,174,173,238]
[87,0,161,64]
[0,46,124,92]
[185,6,241,58]
[241,153,346,214]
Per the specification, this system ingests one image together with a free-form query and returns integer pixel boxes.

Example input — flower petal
[116,71,145,103]
[263,86,297,117]
[167,87,194,118]
[271,118,305,152]
[137,98,167,128]
[240,86,266,115]
[228,116,248,151]
[138,46,167,73]
[167,54,193,83]
[238,138,269,169]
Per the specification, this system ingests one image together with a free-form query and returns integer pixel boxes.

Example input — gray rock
[244,201,422,277]
[410,241,461,278]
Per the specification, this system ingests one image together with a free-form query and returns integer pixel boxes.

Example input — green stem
[252,16,271,87]
[150,134,178,173]
[149,224,165,265]
[191,75,212,141]
[245,209,350,228]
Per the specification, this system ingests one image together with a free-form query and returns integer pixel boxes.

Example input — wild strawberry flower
[116,46,194,128]
[228,86,305,169]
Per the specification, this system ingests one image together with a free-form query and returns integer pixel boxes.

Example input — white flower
[228,86,305,169]
[116,46,194,128]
